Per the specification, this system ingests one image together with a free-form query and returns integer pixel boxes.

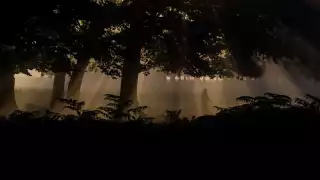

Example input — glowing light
[200,77,204,81]
[218,49,228,58]
[190,77,195,80]
[175,76,179,81]
[205,76,210,81]
[166,76,171,81]
[180,76,185,80]
[213,77,217,81]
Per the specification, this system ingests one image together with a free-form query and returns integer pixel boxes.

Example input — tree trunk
[66,59,89,101]
[50,72,66,111]
[0,72,18,115]
[119,47,141,108]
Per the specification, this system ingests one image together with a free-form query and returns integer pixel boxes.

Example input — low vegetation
[1,93,320,144]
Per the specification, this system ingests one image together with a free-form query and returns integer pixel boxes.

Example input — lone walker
[201,88,212,115]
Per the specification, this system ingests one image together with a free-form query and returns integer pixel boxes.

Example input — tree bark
[0,72,18,115]
[119,47,141,108]
[66,59,89,101]
[50,72,66,111]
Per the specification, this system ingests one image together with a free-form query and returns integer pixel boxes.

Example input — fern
[264,93,292,107]
[294,94,320,113]
[98,94,151,122]
[236,96,256,104]
[235,93,293,110]
[214,106,227,112]
[295,98,310,108]
[58,98,86,117]
[9,110,37,119]
[165,110,182,123]
[45,110,65,120]
[58,98,85,116]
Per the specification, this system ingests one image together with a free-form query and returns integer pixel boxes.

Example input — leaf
[295,98,310,108]
[214,106,227,112]
[305,94,320,105]
[236,96,256,103]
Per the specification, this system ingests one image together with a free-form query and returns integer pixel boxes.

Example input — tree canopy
[0,0,319,114]
[1,0,319,78]
[98,0,320,79]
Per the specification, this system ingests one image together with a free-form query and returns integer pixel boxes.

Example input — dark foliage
[54,94,154,121]
[1,93,320,144]
[1,0,320,145]
[1,0,319,77]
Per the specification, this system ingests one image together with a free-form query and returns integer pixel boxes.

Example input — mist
[12,61,320,119]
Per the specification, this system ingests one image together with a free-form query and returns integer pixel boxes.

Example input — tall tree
[65,2,121,101]
[107,0,320,109]
[0,0,50,114]
[0,0,122,113]
[107,0,234,108]
[26,0,120,110]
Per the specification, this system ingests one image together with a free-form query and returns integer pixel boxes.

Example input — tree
[106,0,236,109]
[109,0,320,110]
[216,0,320,77]
[48,1,122,111]
[64,2,121,101]
[0,0,50,114]
[1,0,318,115]
[0,0,104,113]
[25,0,121,110]
[23,0,90,110]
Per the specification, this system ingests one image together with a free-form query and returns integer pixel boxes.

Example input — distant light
[200,77,204,81]
[205,76,210,81]
[166,76,171,81]
[175,76,179,81]
[213,77,217,81]
[190,77,195,80]
[180,76,185,80]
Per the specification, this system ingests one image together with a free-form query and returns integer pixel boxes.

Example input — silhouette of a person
[201,88,212,115]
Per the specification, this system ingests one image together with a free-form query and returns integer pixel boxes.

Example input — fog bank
[13,62,319,118]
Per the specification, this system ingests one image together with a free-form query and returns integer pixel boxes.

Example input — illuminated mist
[13,61,320,119]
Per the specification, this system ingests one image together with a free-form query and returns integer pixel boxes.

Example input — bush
[1,93,320,144]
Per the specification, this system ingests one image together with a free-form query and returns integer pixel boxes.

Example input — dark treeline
[0,0,320,145]
[1,0,320,115]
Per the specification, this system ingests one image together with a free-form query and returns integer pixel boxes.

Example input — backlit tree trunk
[0,72,18,115]
[50,72,66,111]
[67,59,89,101]
[119,46,141,108]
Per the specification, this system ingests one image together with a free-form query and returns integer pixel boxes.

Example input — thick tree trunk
[119,47,141,108]
[66,59,89,101]
[50,72,66,111]
[0,72,18,115]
